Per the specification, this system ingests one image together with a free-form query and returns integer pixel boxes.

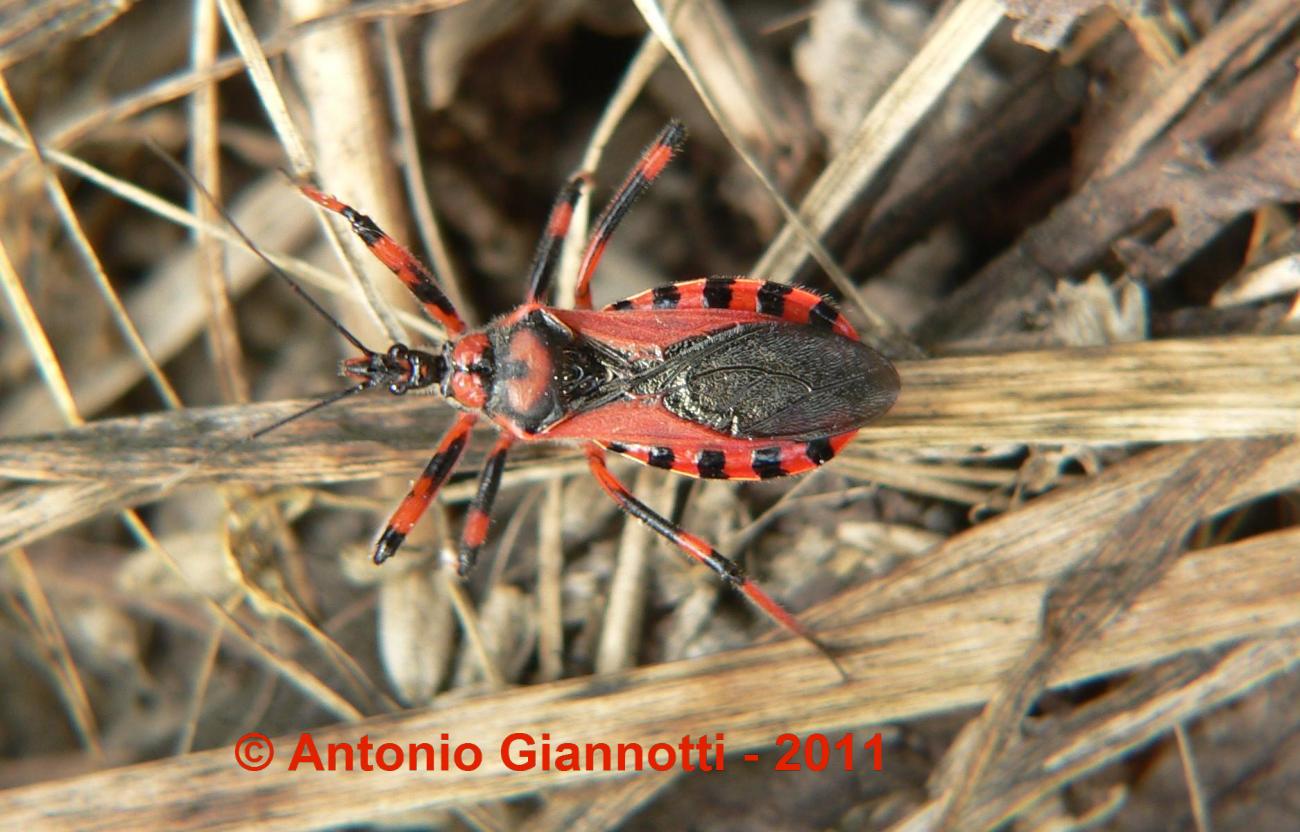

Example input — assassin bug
[294,121,899,654]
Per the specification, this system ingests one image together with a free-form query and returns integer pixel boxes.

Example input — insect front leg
[574,121,687,310]
[583,445,841,671]
[457,434,515,576]
[374,412,477,564]
[300,185,467,336]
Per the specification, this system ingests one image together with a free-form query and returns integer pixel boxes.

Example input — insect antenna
[147,140,377,361]
[147,141,408,452]
[244,382,370,442]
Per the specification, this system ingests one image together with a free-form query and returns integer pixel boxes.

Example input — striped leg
[524,175,589,304]
[300,185,466,336]
[573,121,687,310]
[584,445,841,669]
[457,434,515,576]
[374,412,477,564]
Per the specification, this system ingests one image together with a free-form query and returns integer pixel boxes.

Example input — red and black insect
[296,121,899,652]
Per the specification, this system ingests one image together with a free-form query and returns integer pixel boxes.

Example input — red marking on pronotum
[294,120,901,665]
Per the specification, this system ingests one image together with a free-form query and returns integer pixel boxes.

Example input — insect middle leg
[573,121,687,310]
[583,444,833,658]
[373,412,477,564]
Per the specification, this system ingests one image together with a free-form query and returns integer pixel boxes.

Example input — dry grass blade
[0,0,135,71]
[118,514,367,724]
[0,334,1293,565]
[190,0,249,406]
[1091,0,1300,178]
[895,636,1300,831]
[808,441,1300,633]
[0,168,308,428]
[669,0,799,166]
[5,550,102,757]
[379,17,474,324]
[558,35,665,307]
[1175,722,1213,832]
[214,0,310,173]
[752,0,1004,288]
[875,335,1300,447]
[282,0,410,346]
[536,481,565,682]
[0,73,181,410]
[0,2,470,188]
[0,201,80,423]
[634,0,918,355]
[528,774,677,832]
[595,467,659,674]
[0,144,434,429]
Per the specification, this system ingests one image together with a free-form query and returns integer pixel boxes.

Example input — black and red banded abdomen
[605,276,858,340]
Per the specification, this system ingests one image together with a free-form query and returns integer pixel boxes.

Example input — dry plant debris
[0,0,1297,830]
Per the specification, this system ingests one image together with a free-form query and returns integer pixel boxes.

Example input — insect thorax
[486,308,635,435]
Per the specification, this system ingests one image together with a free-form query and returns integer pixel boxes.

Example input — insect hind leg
[524,174,589,305]
[583,445,844,674]
[574,121,686,310]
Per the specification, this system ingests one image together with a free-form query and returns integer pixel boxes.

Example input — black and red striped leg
[524,175,589,305]
[457,433,515,576]
[300,185,467,336]
[573,121,687,310]
[374,412,477,564]
[584,445,842,671]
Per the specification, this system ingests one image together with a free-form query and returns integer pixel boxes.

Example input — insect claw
[455,551,475,578]
[374,529,405,564]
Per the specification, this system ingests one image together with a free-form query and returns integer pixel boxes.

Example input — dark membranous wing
[620,322,899,440]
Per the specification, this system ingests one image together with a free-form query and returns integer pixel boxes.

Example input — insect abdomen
[608,277,858,339]
[603,431,860,480]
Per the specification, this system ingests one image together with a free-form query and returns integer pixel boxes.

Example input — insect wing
[646,322,898,440]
